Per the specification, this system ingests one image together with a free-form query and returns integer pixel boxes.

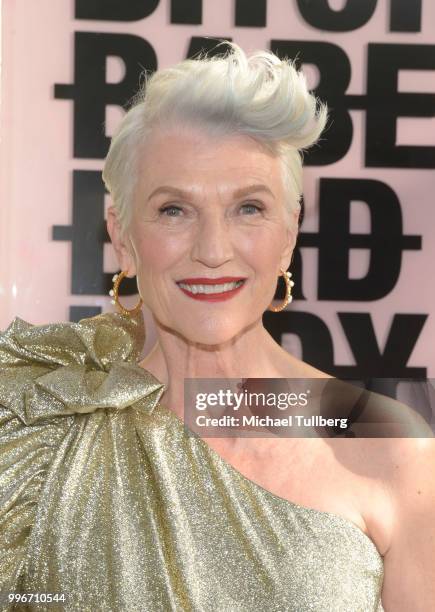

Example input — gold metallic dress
[0,310,384,612]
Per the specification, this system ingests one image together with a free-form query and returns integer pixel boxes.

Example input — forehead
[136,126,284,195]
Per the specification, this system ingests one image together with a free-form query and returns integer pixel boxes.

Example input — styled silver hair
[103,42,328,238]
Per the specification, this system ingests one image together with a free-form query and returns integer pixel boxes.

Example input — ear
[279,210,299,272]
[106,206,137,277]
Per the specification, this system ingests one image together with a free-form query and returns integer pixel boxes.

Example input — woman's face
[114,127,298,346]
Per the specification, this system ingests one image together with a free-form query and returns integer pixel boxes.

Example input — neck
[139,316,293,420]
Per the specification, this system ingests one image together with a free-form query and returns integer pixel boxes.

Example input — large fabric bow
[0,310,165,424]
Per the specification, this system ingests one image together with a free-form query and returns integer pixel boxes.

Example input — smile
[176,278,246,301]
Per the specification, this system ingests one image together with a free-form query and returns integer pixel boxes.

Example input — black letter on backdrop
[272,40,355,165]
[53,171,105,295]
[170,0,267,26]
[75,0,159,21]
[366,44,435,168]
[53,171,139,303]
[235,0,267,27]
[263,311,335,371]
[55,33,157,159]
[263,311,427,378]
[298,179,421,300]
[390,0,422,32]
[296,0,377,31]
[338,313,427,378]
[171,0,202,24]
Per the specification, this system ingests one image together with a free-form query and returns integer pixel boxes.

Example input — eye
[159,204,184,217]
[239,202,263,215]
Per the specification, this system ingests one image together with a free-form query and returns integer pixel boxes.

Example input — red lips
[176,277,246,302]
[177,277,245,284]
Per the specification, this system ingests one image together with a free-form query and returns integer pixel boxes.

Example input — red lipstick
[176,277,247,302]
[177,277,245,284]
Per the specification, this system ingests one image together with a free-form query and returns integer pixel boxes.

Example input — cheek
[135,229,190,273]
[237,226,287,266]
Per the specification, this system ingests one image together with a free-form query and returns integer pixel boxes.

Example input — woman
[1,43,434,611]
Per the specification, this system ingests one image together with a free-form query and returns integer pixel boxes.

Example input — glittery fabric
[0,311,384,611]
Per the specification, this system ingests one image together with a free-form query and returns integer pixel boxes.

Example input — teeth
[178,280,244,294]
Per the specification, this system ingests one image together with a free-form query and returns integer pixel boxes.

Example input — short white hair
[103,42,328,237]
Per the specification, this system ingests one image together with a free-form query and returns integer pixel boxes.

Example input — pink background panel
[1,0,434,373]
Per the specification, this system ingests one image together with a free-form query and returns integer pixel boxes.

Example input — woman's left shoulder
[361,389,433,438]
[384,435,435,489]
[338,420,434,561]
[377,435,435,608]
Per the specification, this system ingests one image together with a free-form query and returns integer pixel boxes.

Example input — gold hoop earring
[109,271,143,317]
[268,269,294,312]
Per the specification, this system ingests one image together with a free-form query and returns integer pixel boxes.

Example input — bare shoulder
[351,436,435,504]
[379,437,435,609]
[327,382,433,538]
[318,431,433,558]
[359,387,433,437]
[273,354,434,560]
[379,436,435,511]
[307,376,432,554]
[280,353,432,436]
[282,372,435,612]
[302,372,433,438]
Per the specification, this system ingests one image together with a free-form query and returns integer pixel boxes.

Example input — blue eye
[240,202,262,215]
[159,205,183,217]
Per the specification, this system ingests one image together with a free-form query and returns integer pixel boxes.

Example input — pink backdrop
[1,0,434,374]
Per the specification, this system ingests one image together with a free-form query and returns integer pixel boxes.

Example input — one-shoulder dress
[0,310,384,611]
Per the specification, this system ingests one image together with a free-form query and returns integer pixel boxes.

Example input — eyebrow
[146,184,276,202]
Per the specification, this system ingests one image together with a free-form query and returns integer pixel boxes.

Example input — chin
[178,313,258,347]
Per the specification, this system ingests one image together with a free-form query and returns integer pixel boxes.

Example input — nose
[191,208,234,267]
